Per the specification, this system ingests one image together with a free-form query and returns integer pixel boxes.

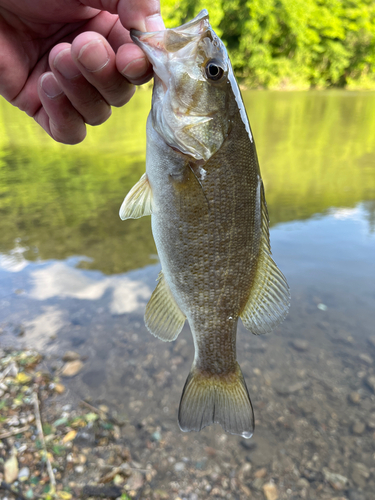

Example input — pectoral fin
[145,272,186,341]
[240,184,290,335]
[119,173,153,220]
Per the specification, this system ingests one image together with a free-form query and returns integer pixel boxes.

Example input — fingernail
[54,49,81,79]
[78,40,110,72]
[121,57,148,79]
[41,73,63,98]
[145,14,165,32]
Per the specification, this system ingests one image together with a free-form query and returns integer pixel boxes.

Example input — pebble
[4,454,18,483]
[296,478,310,489]
[331,330,354,345]
[358,353,373,365]
[274,380,310,396]
[351,462,370,488]
[365,375,375,393]
[7,416,20,427]
[352,421,365,435]
[126,470,144,491]
[62,351,81,362]
[18,467,30,481]
[174,462,185,472]
[54,383,65,394]
[322,468,349,491]
[254,467,267,478]
[366,413,375,430]
[61,360,84,377]
[252,478,264,491]
[74,465,84,473]
[348,392,361,404]
[290,339,309,352]
[151,431,161,442]
[263,481,279,500]
[8,362,18,377]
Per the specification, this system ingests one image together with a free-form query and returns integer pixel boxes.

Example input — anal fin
[145,272,186,341]
[119,173,153,220]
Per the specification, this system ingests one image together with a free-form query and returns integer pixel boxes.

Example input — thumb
[80,0,165,32]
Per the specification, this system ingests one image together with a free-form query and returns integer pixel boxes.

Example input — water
[1,91,375,498]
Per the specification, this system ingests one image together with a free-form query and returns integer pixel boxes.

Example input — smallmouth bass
[120,10,290,438]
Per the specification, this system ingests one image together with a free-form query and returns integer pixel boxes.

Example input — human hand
[0,0,164,144]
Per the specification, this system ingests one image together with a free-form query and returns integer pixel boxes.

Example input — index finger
[80,0,165,32]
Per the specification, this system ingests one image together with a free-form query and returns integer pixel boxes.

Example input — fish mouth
[130,9,210,84]
[130,9,209,47]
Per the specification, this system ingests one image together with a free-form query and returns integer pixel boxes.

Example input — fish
[119,10,290,439]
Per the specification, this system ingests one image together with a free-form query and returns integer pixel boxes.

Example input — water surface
[1,91,375,499]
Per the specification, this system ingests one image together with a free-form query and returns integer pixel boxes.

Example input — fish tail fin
[178,362,254,439]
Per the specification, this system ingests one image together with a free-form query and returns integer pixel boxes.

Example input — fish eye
[205,60,224,81]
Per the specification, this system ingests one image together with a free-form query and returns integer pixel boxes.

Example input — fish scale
[120,9,290,438]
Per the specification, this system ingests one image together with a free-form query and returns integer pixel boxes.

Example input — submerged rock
[365,376,375,393]
[358,353,373,365]
[61,360,84,377]
[290,339,309,352]
[348,392,361,405]
[62,350,81,362]
[263,481,279,500]
[322,468,349,491]
[274,380,310,396]
[351,462,370,488]
[352,421,365,435]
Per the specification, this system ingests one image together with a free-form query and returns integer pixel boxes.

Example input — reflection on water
[1,91,375,498]
[1,91,374,274]
[29,259,152,314]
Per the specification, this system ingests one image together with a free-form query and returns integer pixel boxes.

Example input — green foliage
[161,0,375,88]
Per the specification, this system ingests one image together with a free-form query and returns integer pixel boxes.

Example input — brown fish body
[150,97,260,373]
[120,10,290,438]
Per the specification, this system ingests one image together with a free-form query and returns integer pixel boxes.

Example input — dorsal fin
[119,173,153,220]
[240,183,290,334]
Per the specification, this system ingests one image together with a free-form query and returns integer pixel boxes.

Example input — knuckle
[83,102,112,126]
[98,79,135,106]
[50,116,86,145]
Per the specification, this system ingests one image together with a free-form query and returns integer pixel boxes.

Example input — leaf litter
[0,348,155,499]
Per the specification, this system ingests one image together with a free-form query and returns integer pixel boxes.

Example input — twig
[32,392,56,492]
[129,467,149,472]
[80,400,120,425]
[80,399,103,415]
[0,425,29,439]
[0,364,13,385]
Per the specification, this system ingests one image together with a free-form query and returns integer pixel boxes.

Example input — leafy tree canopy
[161,0,375,89]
